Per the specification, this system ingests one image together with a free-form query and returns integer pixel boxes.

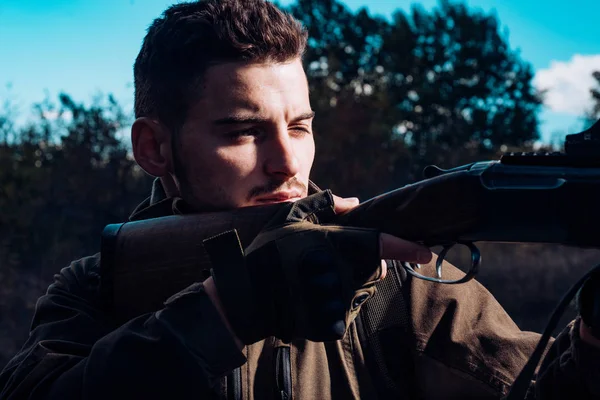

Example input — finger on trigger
[379,233,432,264]
[332,195,360,214]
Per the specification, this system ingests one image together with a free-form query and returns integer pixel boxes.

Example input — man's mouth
[255,191,303,203]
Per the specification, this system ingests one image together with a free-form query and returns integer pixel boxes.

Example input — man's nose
[263,130,300,178]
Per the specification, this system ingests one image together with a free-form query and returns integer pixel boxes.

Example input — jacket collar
[128,178,181,221]
[128,178,323,222]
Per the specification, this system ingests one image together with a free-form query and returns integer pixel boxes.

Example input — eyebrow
[212,111,316,125]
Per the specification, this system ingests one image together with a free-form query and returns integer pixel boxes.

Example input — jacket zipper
[275,346,292,400]
[227,367,242,400]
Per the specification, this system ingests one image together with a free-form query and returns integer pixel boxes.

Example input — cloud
[533,54,600,115]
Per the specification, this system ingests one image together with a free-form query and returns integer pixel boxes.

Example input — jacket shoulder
[47,253,103,307]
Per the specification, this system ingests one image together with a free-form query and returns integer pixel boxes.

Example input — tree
[0,94,152,364]
[289,0,409,198]
[386,1,542,171]
[289,0,542,196]
[1,94,151,277]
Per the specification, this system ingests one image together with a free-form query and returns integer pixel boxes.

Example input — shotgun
[100,119,600,324]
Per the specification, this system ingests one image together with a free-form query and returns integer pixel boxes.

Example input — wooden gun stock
[101,203,282,324]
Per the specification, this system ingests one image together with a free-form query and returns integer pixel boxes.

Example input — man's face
[172,58,315,210]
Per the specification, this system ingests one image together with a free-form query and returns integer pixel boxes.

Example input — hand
[331,194,433,279]
[202,190,431,346]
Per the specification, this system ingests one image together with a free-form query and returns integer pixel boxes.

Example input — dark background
[2,0,600,366]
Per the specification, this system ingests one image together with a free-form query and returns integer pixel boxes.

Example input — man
[1,0,600,399]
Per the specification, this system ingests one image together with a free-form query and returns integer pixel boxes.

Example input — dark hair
[133,0,308,131]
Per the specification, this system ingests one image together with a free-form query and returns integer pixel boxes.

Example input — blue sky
[1,0,600,144]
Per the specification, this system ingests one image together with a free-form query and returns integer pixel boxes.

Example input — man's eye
[291,127,312,137]
[227,128,261,139]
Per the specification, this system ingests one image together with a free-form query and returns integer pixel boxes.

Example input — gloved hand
[203,190,429,345]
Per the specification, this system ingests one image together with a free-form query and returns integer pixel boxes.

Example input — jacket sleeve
[0,255,246,400]
[406,255,600,399]
[532,317,600,399]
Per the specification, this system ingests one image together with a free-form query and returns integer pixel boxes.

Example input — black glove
[202,190,383,345]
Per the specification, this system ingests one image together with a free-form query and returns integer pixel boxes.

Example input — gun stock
[101,203,282,323]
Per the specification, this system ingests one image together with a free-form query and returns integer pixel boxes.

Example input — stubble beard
[171,139,307,210]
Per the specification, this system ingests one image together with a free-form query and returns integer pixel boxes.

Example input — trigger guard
[402,242,481,284]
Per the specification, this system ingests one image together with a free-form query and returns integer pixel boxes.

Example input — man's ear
[131,117,173,177]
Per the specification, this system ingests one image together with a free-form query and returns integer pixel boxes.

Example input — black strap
[274,345,292,400]
[225,367,242,400]
[356,260,416,399]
